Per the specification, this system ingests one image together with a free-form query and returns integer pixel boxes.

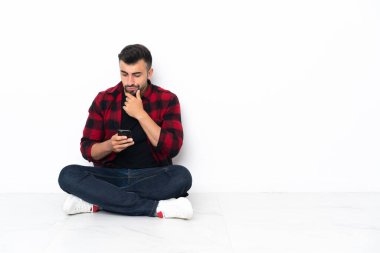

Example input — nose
[126,75,135,85]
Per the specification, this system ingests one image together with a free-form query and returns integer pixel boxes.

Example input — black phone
[117,129,132,138]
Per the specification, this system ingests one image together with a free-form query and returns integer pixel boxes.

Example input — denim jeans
[58,164,192,216]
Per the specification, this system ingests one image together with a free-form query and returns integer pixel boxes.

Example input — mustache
[124,85,140,91]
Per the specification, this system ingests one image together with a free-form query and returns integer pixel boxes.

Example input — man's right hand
[91,133,134,161]
[108,133,134,153]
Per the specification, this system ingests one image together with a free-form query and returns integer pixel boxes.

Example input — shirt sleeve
[155,94,183,158]
[80,93,105,162]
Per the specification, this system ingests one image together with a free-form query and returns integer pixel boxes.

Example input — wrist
[105,139,113,153]
[136,110,149,121]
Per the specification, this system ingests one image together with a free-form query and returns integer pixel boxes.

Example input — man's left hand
[123,90,146,119]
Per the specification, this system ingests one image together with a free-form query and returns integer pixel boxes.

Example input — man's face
[119,59,153,96]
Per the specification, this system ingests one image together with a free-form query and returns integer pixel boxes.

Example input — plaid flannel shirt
[80,81,183,167]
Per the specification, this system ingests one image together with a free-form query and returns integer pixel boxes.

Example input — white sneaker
[156,197,193,220]
[63,194,99,215]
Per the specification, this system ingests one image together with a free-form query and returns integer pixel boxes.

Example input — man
[58,44,193,219]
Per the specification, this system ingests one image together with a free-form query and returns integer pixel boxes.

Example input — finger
[112,133,119,139]
[116,137,133,144]
[136,89,141,99]
[115,141,134,151]
[120,139,134,145]
[125,141,135,147]
[125,93,135,99]
[114,143,128,150]
[117,135,128,141]
[113,136,127,143]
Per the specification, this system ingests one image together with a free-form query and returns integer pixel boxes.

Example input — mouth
[124,85,140,94]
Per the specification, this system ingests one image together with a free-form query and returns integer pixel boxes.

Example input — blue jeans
[58,164,192,216]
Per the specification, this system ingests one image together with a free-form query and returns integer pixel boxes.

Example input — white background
[0,0,379,193]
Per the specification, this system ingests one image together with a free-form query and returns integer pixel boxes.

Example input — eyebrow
[120,70,142,75]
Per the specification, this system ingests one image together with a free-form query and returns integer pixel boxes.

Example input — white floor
[0,193,379,253]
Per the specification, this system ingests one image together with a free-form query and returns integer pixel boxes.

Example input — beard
[124,81,148,96]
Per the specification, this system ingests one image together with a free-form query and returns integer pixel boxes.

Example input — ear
[148,68,154,80]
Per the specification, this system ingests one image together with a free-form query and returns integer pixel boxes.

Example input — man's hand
[108,133,134,153]
[91,133,134,160]
[123,90,147,120]
[123,89,161,147]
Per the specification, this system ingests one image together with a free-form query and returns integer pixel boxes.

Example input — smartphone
[117,129,132,138]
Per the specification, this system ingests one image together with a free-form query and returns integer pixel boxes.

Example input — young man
[58,44,193,219]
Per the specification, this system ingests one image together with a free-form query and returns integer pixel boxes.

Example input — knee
[58,164,81,192]
[171,165,192,192]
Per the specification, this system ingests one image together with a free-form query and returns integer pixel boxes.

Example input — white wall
[0,0,379,193]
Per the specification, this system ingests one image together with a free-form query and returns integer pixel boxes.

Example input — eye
[134,74,141,77]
